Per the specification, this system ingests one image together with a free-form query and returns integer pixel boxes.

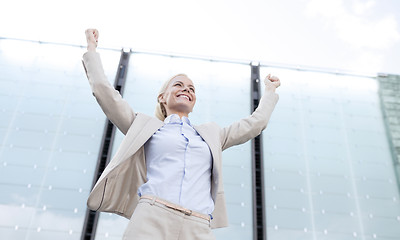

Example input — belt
[140,195,210,221]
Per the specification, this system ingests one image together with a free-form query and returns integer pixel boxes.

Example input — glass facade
[0,39,399,240]
[261,68,400,239]
[0,40,120,240]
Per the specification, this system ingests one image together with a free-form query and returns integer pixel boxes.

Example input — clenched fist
[264,74,281,91]
[85,29,99,52]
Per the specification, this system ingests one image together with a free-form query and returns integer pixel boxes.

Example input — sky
[1,0,399,75]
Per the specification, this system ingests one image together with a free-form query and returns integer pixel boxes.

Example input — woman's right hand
[85,29,99,52]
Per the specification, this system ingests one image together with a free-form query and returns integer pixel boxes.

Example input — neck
[168,112,189,119]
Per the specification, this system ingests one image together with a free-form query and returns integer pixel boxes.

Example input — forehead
[171,75,194,86]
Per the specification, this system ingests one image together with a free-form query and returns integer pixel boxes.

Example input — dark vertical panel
[81,50,131,240]
[250,63,266,240]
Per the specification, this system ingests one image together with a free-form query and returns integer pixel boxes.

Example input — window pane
[0,40,119,240]
[261,68,400,239]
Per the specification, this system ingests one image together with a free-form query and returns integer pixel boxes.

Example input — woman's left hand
[264,74,281,91]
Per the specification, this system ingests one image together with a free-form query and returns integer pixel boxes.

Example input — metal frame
[80,50,131,240]
[377,74,400,194]
[250,63,266,240]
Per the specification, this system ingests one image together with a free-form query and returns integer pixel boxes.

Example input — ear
[158,94,166,104]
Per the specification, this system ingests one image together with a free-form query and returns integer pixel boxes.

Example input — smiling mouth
[177,94,191,101]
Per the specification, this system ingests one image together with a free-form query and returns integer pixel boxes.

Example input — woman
[83,29,280,240]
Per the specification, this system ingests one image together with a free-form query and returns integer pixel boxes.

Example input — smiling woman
[82,28,280,240]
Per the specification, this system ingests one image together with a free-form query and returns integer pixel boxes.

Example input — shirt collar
[164,114,191,125]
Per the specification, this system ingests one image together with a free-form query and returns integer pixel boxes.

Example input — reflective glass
[261,68,400,239]
[0,40,120,240]
[95,54,253,240]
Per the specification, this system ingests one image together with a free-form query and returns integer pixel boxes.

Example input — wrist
[87,45,97,52]
[264,86,276,93]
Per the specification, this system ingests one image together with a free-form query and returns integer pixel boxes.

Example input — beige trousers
[123,197,216,240]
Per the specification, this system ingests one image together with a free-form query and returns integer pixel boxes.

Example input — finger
[93,29,99,40]
[264,74,281,88]
[264,74,271,84]
[268,75,279,82]
[85,29,99,45]
[85,29,94,40]
[86,29,94,36]
[273,80,281,88]
[85,29,97,37]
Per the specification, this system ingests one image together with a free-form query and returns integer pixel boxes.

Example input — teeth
[178,95,190,100]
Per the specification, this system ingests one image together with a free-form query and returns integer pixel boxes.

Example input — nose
[182,86,189,92]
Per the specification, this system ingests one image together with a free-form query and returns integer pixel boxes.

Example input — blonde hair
[155,74,190,121]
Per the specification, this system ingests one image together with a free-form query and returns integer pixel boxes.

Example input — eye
[190,88,195,93]
[173,82,183,87]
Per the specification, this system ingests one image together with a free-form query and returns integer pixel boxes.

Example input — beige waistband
[140,195,211,222]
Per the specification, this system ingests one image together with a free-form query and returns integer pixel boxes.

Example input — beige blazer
[82,51,279,228]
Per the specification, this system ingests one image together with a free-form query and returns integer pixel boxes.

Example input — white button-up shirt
[138,114,214,214]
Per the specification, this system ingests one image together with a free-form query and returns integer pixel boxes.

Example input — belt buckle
[183,209,192,216]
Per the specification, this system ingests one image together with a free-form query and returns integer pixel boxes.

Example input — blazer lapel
[107,113,164,169]
[193,124,219,158]
[124,114,164,158]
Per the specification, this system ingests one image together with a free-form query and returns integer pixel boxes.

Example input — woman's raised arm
[83,29,135,135]
[220,75,280,150]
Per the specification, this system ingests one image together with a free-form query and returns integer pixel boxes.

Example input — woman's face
[159,75,196,117]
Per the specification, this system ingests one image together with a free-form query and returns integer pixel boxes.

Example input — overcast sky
[1,0,399,75]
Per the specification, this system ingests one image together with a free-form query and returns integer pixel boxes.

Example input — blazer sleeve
[82,51,135,135]
[220,90,279,151]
